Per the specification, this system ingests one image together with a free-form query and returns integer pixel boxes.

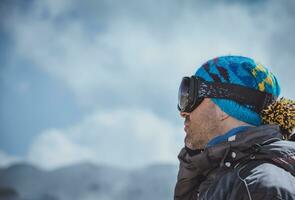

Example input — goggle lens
[178,77,190,112]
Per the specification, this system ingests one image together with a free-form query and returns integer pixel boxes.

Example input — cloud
[27,108,183,170]
[6,0,295,117]
[0,150,22,168]
[27,129,98,169]
[1,0,295,169]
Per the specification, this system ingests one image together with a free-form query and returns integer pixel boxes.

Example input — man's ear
[215,104,229,121]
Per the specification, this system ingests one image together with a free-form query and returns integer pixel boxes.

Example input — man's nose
[180,111,190,118]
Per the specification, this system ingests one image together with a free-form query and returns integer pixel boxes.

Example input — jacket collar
[179,124,283,175]
[206,125,253,147]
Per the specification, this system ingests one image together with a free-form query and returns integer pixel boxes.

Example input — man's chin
[185,136,206,149]
[184,136,194,149]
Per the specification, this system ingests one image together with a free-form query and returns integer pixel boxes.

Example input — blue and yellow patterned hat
[195,56,280,126]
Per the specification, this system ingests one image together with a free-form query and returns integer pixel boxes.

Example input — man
[174,56,295,200]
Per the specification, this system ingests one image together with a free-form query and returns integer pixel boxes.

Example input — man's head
[179,56,281,149]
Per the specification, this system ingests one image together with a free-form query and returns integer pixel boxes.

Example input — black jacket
[174,125,295,200]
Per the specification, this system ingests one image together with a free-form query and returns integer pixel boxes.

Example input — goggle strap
[197,78,275,113]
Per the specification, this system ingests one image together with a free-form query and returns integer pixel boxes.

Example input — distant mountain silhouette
[0,162,177,200]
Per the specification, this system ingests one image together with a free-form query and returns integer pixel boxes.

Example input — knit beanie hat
[195,56,280,126]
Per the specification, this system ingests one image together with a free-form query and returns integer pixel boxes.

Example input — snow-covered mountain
[0,162,178,200]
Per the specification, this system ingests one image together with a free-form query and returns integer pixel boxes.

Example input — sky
[0,0,295,170]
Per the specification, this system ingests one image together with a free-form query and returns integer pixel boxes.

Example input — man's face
[180,98,221,149]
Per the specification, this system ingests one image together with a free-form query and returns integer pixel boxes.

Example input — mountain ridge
[0,162,178,200]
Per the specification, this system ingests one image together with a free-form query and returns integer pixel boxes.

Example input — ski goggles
[177,76,275,113]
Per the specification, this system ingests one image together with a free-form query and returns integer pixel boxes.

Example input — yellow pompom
[261,97,295,139]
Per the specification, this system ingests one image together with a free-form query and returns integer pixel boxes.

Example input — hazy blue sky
[1,0,294,169]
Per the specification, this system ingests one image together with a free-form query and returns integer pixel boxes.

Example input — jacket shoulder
[235,159,295,200]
